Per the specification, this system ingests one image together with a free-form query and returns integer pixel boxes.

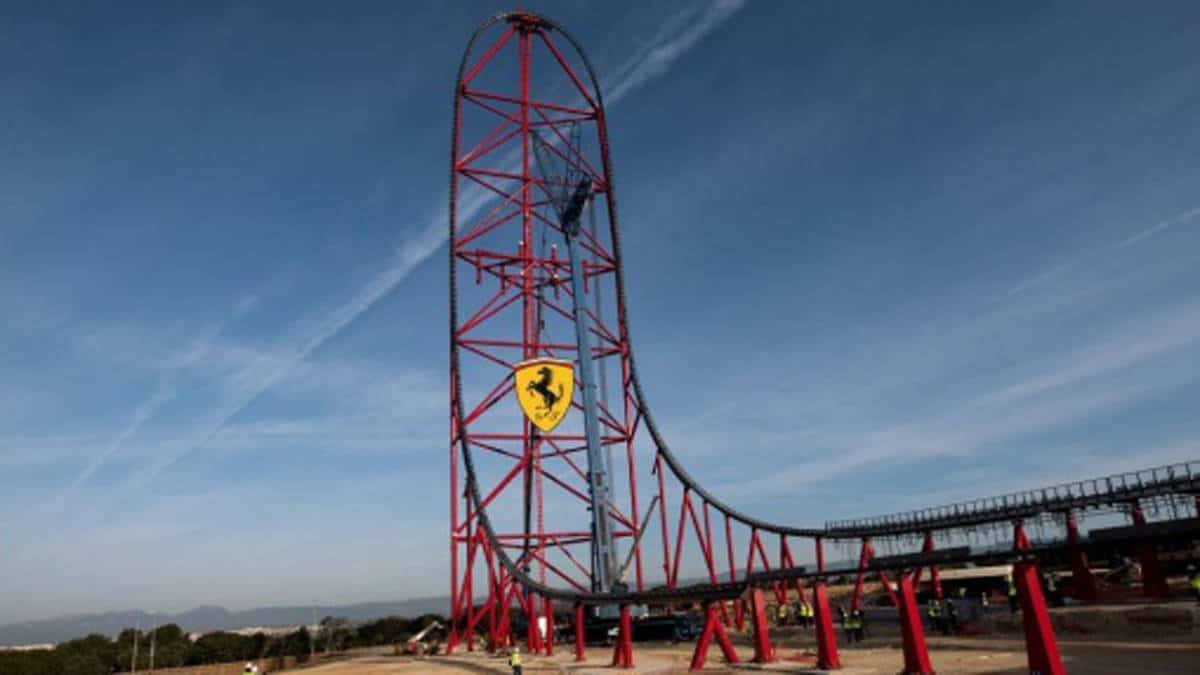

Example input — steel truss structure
[447,10,1200,673]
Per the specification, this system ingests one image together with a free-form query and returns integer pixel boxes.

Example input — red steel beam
[1013,522,1065,675]
[689,601,739,671]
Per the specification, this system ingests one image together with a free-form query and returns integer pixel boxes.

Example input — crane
[404,620,444,655]
[530,126,618,594]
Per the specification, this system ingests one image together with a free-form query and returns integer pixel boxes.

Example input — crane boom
[531,130,618,593]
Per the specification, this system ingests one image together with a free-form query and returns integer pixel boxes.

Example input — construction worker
[508,646,522,675]
[945,598,958,635]
[851,607,866,641]
[243,664,254,675]
[1046,569,1065,607]
[801,600,813,628]
[926,598,942,634]
[847,608,863,643]
[776,600,790,626]
[1188,565,1200,604]
[837,604,851,643]
[1006,575,1019,613]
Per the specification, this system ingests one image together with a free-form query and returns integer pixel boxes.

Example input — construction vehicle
[402,620,444,655]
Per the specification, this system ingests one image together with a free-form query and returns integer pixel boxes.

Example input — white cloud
[983,300,1200,405]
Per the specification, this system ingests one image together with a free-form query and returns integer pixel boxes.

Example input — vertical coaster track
[448,8,826,628]
[447,10,1200,669]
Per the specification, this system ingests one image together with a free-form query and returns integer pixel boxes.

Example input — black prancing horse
[527,366,564,412]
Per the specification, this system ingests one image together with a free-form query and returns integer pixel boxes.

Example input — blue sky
[2,0,1199,625]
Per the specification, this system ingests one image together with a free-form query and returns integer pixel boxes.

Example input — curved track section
[448,11,822,614]
[447,11,1200,623]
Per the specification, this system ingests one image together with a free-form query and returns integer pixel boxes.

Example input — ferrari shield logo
[514,358,574,432]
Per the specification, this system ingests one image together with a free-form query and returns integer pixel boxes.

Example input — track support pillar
[1130,502,1170,597]
[574,604,586,662]
[746,586,775,663]
[543,596,554,656]
[1065,511,1098,602]
[916,532,943,600]
[896,572,934,675]
[526,590,542,654]
[689,601,739,671]
[851,538,870,611]
[812,581,841,670]
[1013,522,1065,675]
[1014,561,1065,674]
[611,604,633,668]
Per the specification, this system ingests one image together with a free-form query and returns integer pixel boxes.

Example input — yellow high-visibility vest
[509,652,521,666]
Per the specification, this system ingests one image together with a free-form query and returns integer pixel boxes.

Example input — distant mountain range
[0,597,448,646]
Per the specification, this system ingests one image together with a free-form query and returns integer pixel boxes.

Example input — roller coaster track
[446,10,1200,619]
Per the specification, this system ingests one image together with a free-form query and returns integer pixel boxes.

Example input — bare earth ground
[290,634,1200,674]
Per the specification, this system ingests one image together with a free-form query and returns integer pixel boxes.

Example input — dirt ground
[287,633,1200,674]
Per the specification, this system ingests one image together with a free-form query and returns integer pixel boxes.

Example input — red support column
[851,538,870,612]
[746,587,775,663]
[1065,511,1098,602]
[543,596,554,656]
[526,590,541,654]
[915,532,943,600]
[611,604,633,668]
[574,604,586,662]
[812,581,841,670]
[877,569,901,609]
[1013,522,1065,675]
[1130,502,1170,598]
[896,572,934,675]
[689,602,739,671]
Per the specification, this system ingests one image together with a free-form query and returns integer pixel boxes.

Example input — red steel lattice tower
[448,11,645,652]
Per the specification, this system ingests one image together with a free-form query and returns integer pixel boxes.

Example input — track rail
[826,460,1200,538]
[449,11,1200,608]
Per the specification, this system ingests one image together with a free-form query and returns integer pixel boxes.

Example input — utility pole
[311,607,316,660]
[148,628,156,674]
[131,624,139,675]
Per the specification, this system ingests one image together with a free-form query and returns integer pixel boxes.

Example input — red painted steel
[850,539,899,611]
[611,604,633,668]
[525,590,541,654]
[746,587,775,663]
[446,13,1199,671]
[812,581,841,670]
[449,12,644,650]
[689,601,739,670]
[851,538,870,611]
[574,604,585,662]
[1013,523,1065,675]
[896,572,935,675]
[914,532,943,599]
[1065,511,1098,602]
[543,596,554,656]
[1129,502,1170,597]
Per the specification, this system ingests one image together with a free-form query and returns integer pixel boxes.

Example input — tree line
[0,613,446,675]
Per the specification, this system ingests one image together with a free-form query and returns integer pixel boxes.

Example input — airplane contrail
[133,0,749,484]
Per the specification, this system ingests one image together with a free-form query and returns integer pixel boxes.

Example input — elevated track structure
[446,10,1200,673]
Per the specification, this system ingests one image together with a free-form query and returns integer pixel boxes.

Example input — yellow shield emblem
[514,358,574,432]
